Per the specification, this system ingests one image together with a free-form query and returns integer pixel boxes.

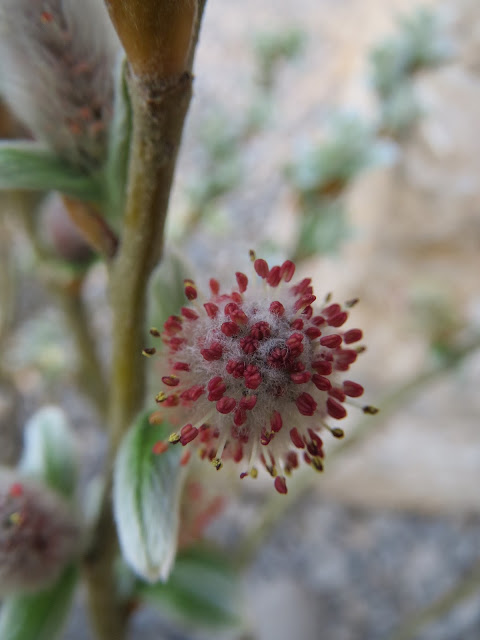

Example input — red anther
[173,361,190,372]
[290,371,311,384]
[152,441,169,455]
[240,395,257,410]
[311,359,333,375]
[207,376,227,401]
[204,302,219,318]
[304,452,312,465]
[244,364,262,390]
[261,428,273,446]
[8,483,24,497]
[184,285,197,301]
[328,311,348,327]
[180,385,204,402]
[230,308,248,325]
[180,450,191,466]
[180,425,199,445]
[163,394,180,407]
[274,476,288,495]
[200,342,223,361]
[305,326,322,339]
[233,444,244,463]
[294,294,316,312]
[292,278,312,295]
[327,397,347,420]
[286,332,304,357]
[181,307,199,320]
[323,303,341,317]
[312,315,326,326]
[290,318,304,330]
[335,349,358,365]
[162,375,180,387]
[343,380,364,397]
[235,272,248,293]
[329,387,346,402]
[209,278,220,295]
[267,346,288,369]
[240,335,259,354]
[254,258,269,278]
[216,397,237,414]
[312,374,331,391]
[285,451,299,470]
[250,321,271,340]
[302,305,313,319]
[221,321,239,337]
[164,315,182,334]
[231,291,243,304]
[267,266,281,287]
[240,472,249,479]
[343,329,363,344]
[234,408,247,426]
[296,392,317,416]
[320,334,342,348]
[224,302,239,317]
[168,336,186,352]
[269,301,285,316]
[290,427,305,449]
[280,260,295,282]
[226,360,245,378]
[270,411,283,432]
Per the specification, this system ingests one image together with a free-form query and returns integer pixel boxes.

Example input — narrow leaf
[113,411,184,583]
[137,545,242,630]
[105,54,132,226]
[20,406,77,500]
[0,142,103,202]
[0,564,78,640]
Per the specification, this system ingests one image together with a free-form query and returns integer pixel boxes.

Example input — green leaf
[19,405,77,500]
[0,142,103,202]
[0,564,78,640]
[137,545,243,630]
[113,411,185,583]
[105,54,132,226]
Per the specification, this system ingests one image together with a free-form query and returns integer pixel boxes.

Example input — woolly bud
[0,468,81,595]
[0,0,120,170]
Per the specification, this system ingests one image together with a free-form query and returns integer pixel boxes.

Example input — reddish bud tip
[235,272,248,293]
[274,476,288,494]
[296,392,317,416]
[254,258,269,278]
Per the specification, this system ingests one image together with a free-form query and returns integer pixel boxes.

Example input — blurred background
[1,0,480,638]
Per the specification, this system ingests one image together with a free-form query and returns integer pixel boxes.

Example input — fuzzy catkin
[0,0,120,170]
[0,468,80,595]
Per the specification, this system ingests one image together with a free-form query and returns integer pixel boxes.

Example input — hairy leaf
[114,411,184,582]
[20,405,77,500]
[0,142,103,202]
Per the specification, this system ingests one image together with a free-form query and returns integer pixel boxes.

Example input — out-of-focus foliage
[253,27,305,89]
[371,7,452,137]
[136,544,242,631]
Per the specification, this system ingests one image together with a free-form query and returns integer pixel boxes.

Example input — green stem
[388,559,480,640]
[236,336,480,568]
[84,3,209,637]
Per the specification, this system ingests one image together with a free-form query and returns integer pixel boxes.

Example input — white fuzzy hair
[0,0,120,170]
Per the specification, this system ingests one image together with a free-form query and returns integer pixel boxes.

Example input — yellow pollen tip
[250,467,258,479]
[168,432,181,444]
[212,458,223,470]
[155,392,167,403]
[9,512,22,526]
[142,347,156,357]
